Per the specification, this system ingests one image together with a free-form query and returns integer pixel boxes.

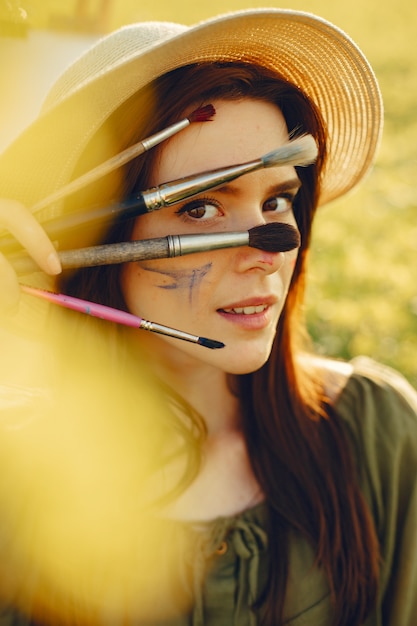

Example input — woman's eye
[176,198,222,220]
[262,195,293,214]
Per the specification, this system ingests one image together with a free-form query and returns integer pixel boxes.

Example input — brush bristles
[198,337,225,349]
[188,104,216,123]
[262,134,318,168]
[248,223,301,252]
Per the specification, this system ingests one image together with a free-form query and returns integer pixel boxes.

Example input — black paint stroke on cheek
[139,262,213,304]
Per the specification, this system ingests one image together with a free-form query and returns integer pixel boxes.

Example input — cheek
[121,260,214,310]
[288,254,298,271]
[278,250,299,296]
[282,247,298,273]
[130,214,153,239]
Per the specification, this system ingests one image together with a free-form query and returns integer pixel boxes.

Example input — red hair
[59,63,380,625]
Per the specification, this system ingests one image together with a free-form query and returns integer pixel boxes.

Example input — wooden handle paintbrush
[12,223,301,273]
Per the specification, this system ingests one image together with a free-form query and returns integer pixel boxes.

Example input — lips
[216,298,276,331]
[219,295,277,313]
[222,304,268,315]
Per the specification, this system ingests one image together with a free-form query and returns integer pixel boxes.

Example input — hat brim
[0,8,383,223]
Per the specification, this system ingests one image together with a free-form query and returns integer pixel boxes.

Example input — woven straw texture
[0,9,383,222]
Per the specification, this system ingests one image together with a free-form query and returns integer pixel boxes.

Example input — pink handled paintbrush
[20,285,224,350]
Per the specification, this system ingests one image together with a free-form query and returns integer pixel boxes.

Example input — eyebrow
[214,177,302,196]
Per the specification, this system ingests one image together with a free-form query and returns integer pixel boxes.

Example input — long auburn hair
[59,63,380,625]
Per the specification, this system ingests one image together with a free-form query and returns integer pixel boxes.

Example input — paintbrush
[1,134,316,253]
[20,284,224,350]
[12,223,301,273]
[0,105,216,257]
[30,105,216,214]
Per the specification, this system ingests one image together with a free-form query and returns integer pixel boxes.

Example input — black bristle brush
[12,223,301,273]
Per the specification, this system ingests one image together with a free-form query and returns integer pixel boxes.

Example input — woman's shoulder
[316,360,417,620]
[306,354,417,470]
[330,355,417,428]
[309,353,417,419]
[313,354,417,498]
[336,357,417,466]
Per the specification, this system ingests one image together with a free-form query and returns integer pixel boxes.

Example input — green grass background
[9,0,417,386]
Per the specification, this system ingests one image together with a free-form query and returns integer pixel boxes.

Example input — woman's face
[121,98,301,375]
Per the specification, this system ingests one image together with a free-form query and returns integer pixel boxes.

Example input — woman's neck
[133,334,241,435]
[164,360,241,436]
[130,336,265,521]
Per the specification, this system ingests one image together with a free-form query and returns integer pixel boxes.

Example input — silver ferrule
[140,319,199,344]
[139,319,152,331]
[141,119,190,151]
[167,232,250,257]
[142,158,262,212]
[142,187,165,212]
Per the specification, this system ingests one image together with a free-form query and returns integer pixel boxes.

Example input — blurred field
[3,0,417,385]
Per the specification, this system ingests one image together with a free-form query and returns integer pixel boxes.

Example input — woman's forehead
[151,98,289,185]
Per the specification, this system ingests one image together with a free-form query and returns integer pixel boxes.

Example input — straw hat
[0,8,383,223]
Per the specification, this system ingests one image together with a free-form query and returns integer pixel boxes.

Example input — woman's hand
[0,199,61,313]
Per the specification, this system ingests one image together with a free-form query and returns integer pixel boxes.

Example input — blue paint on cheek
[140,262,212,303]
[187,264,212,304]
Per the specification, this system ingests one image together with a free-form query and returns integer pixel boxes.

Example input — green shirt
[1,358,416,625]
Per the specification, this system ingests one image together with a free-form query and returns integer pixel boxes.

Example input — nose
[229,208,292,274]
[233,238,286,274]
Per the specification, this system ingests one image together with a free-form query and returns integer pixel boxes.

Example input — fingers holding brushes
[0,199,61,313]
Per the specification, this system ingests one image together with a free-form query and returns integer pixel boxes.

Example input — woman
[0,8,416,626]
